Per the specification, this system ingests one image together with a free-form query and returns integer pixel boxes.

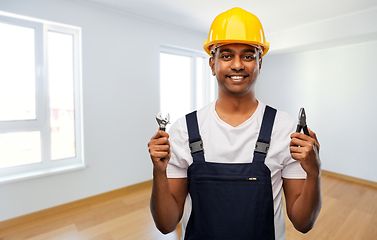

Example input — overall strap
[253,105,277,164]
[186,111,205,162]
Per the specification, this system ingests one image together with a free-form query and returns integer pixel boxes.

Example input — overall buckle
[254,141,269,154]
[190,140,204,154]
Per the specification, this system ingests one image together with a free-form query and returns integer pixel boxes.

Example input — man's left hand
[290,128,321,177]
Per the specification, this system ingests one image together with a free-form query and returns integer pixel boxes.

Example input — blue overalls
[184,106,277,240]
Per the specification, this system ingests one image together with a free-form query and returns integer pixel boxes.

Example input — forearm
[289,174,322,233]
[150,170,181,234]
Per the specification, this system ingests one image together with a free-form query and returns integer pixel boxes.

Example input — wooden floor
[1,174,377,240]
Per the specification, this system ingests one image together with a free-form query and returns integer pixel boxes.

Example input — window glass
[48,31,76,160]
[196,57,204,109]
[0,22,36,121]
[0,132,41,169]
[160,53,191,129]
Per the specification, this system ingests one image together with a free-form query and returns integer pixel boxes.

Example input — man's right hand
[148,129,188,234]
[148,130,171,173]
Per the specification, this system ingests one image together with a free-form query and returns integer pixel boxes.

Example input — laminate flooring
[1,174,377,240]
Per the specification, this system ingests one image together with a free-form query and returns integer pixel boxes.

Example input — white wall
[0,0,205,222]
[255,7,377,183]
[257,40,377,182]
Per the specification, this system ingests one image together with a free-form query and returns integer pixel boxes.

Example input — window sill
[0,163,86,185]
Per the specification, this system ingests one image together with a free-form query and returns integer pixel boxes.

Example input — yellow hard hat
[203,7,269,57]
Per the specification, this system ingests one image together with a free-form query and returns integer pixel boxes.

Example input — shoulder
[275,109,296,127]
[269,105,297,134]
[196,101,214,123]
[169,102,214,137]
[258,102,296,129]
[262,103,297,144]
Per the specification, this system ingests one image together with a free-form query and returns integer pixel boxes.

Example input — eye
[220,54,232,60]
[244,55,256,61]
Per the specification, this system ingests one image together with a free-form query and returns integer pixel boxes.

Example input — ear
[258,57,263,73]
[209,57,216,76]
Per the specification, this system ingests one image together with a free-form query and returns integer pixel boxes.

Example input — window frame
[0,12,84,184]
[160,45,217,111]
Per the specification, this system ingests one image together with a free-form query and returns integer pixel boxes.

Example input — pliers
[296,108,309,136]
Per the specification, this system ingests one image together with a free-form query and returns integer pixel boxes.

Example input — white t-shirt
[167,101,306,240]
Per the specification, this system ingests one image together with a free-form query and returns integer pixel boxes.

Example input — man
[148,7,321,240]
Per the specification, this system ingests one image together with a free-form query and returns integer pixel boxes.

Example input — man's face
[210,44,262,97]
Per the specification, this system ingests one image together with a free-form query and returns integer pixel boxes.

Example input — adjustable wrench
[156,111,170,132]
[156,112,170,160]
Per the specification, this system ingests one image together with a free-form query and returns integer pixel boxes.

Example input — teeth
[231,76,244,80]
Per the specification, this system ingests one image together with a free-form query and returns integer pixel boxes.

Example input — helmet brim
[204,40,269,57]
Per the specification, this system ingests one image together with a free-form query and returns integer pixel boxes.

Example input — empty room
[0,0,377,239]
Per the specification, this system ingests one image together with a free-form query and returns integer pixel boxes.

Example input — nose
[230,56,244,71]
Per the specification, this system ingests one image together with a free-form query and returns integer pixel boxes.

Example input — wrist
[304,163,321,179]
[153,167,167,178]
[306,171,321,181]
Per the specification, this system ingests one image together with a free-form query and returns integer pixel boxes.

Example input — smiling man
[148,7,322,240]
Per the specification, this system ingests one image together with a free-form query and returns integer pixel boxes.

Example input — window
[160,46,217,127]
[0,12,84,184]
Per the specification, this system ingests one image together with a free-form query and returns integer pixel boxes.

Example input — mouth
[228,75,248,82]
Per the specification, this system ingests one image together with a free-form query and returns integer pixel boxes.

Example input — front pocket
[188,175,274,240]
[194,176,258,181]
